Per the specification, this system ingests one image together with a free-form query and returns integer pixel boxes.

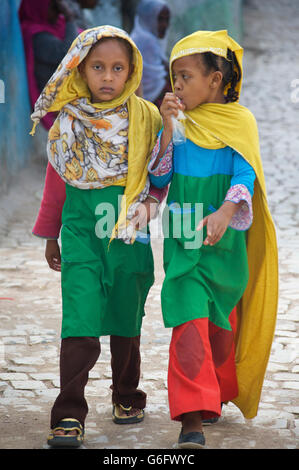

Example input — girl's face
[172,55,224,110]
[80,39,132,103]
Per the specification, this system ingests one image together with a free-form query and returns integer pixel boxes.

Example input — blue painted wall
[0,0,33,194]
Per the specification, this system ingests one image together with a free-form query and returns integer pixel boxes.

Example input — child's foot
[47,418,84,448]
[53,429,77,436]
[178,428,205,448]
[112,404,144,424]
[179,411,205,448]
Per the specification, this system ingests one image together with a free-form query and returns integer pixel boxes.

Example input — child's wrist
[219,201,240,220]
[161,126,172,144]
[162,117,173,133]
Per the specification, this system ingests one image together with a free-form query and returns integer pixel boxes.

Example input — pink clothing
[33,164,66,239]
[33,163,168,239]
[19,0,66,130]
[224,184,253,231]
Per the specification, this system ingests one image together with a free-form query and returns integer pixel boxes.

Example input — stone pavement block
[2,337,27,345]
[29,373,59,381]
[0,373,29,381]
[29,336,56,345]
[10,357,46,366]
[10,381,46,390]
[282,382,299,391]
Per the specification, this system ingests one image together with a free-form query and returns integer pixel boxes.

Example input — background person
[131,0,171,107]
[19,0,79,130]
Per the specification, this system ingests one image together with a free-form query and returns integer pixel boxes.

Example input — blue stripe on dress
[173,140,255,196]
[174,140,233,177]
[135,230,151,244]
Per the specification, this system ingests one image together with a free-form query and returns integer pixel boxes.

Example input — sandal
[47,418,84,448]
[112,404,144,424]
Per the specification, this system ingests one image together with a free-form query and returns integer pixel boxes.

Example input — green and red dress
[149,135,255,420]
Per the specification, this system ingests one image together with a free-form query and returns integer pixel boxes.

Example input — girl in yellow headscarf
[31,25,164,448]
[148,30,278,448]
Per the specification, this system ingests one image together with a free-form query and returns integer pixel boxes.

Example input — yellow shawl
[30,25,162,241]
[170,30,278,419]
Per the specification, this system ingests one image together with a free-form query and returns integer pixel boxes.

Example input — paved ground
[0,0,298,451]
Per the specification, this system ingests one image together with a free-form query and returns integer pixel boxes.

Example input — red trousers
[168,309,238,421]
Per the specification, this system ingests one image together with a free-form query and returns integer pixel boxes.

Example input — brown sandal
[112,404,144,424]
[47,418,84,448]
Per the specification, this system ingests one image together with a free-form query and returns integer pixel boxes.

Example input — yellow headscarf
[30,25,162,242]
[170,30,278,419]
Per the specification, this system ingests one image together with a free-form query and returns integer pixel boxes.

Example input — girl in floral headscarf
[31,25,165,447]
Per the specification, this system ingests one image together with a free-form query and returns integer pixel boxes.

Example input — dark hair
[200,49,241,102]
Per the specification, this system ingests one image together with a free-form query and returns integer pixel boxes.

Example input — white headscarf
[131,0,170,102]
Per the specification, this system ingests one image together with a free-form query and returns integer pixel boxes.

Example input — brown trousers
[50,336,146,428]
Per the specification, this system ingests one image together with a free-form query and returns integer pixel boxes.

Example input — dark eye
[93,65,102,71]
[114,65,123,72]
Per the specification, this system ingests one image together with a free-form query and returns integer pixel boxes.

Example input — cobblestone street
[0,0,298,451]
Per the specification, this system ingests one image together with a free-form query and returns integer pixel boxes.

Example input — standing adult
[66,0,98,30]
[131,0,171,107]
[19,0,79,130]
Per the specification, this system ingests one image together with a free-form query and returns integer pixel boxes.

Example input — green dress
[150,140,253,332]
[60,184,154,338]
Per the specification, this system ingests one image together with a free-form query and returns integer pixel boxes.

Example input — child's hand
[197,211,230,246]
[150,93,185,171]
[196,202,241,246]
[160,93,185,134]
[45,240,61,272]
[131,197,159,230]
